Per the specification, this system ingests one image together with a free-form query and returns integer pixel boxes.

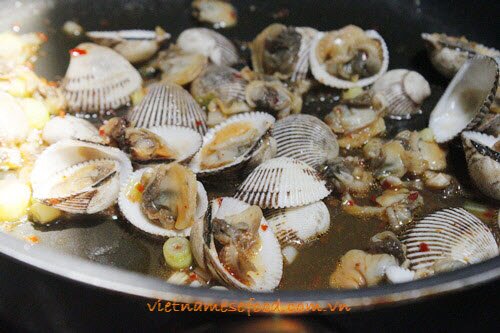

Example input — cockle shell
[403,208,499,270]
[272,114,339,169]
[462,131,500,200]
[190,197,283,291]
[371,69,431,119]
[189,112,275,175]
[62,43,142,113]
[117,168,208,237]
[146,126,203,164]
[31,139,132,214]
[422,33,500,78]
[235,157,331,209]
[265,201,330,249]
[309,28,389,89]
[42,115,104,144]
[429,56,499,143]
[127,81,207,135]
[177,28,239,66]
[86,28,170,64]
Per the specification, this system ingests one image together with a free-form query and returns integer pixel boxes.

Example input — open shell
[462,131,500,200]
[118,168,208,237]
[272,114,339,169]
[429,56,499,143]
[371,69,431,119]
[190,197,283,291]
[250,24,317,82]
[310,26,389,89]
[265,201,330,249]
[62,43,142,113]
[42,115,104,144]
[189,112,275,176]
[177,28,239,66]
[403,208,499,271]
[86,28,170,64]
[422,33,500,78]
[236,157,331,209]
[31,139,132,214]
[127,81,207,135]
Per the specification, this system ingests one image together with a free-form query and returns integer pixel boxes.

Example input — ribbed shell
[429,55,499,143]
[42,115,105,144]
[147,126,202,164]
[371,69,431,119]
[235,157,331,209]
[309,30,389,89]
[265,201,330,248]
[31,139,133,214]
[62,43,142,113]
[117,168,208,237]
[462,131,500,200]
[190,65,247,104]
[177,28,239,67]
[272,114,339,169]
[422,33,500,79]
[292,27,317,82]
[127,81,207,135]
[202,197,283,291]
[189,112,275,175]
[403,208,499,270]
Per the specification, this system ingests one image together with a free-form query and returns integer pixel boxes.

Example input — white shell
[86,29,170,43]
[42,115,104,144]
[189,112,275,175]
[62,43,142,113]
[422,33,500,79]
[462,131,500,200]
[31,139,133,214]
[148,126,203,164]
[309,30,389,89]
[265,201,330,248]
[127,81,207,135]
[201,197,283,291]
[0,92,29,144]
[292,27,317,82]
[118,168,208,237]
[235,157,331,209]
[371,69,431,119]
[403,208,499,270]
[190,65,247,104]
[429,56,499,143]
[272,114,338,169]
[177,28,239,66]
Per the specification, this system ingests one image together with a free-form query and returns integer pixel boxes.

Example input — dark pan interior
[0,0,499,305]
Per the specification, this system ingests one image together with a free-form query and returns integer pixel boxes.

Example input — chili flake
[69,48,87,57]
[419,242,430,252]
[261,225,268,231]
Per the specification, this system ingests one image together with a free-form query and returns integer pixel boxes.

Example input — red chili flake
[408,192,419,201]
[261,225,268,231]
[195,120,203,127]
[135,183,145,193]
[59,111,66,118]
[188,272,197,282]
[345,200,354,206]
[381,180,392,190]
[484,209,496,219]
[419,242,430,252]
[37,32,48,42]
[216,197,224,206]
[24,235,39,244]
[69,48,87,57]
[370,195,378,203]
[48,198,61,205]
[98,129,106,137]
[48,81,58,87]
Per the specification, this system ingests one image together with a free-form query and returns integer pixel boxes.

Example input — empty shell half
[42,115,105,144]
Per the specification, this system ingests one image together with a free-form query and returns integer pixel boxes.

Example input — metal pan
[0,0,498,312]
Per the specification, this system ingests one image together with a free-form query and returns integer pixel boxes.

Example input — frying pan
[0,0,499,324]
